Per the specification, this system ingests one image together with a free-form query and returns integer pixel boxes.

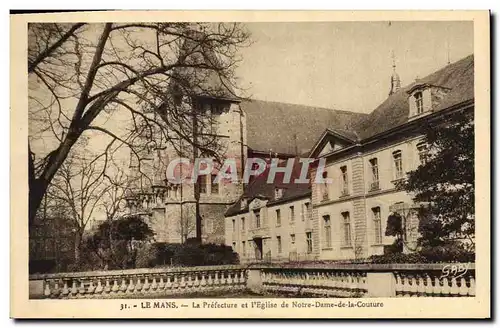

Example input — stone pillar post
[366,272,396,297]
[246,268,263,294]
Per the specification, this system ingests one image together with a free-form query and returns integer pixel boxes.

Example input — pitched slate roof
[225,158,311,216]
[352,54,474,140]
[240,99,367,155]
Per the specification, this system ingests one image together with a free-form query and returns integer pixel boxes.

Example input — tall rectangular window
[372,207,382,244]
[342,211,351,246]
[415,91,424,114]
[417,142,428,164]
[304,202,311,220]
[290,206,295,223]
[290,234,296,245]
[242,241,246,254]
[276,209,281,226]
[340,165,349,195]
[211,174,219,194]
[232,218,235,231]
[198,175,207,194]
[393,150,403,180]
[369,158,379,190]
[323,215,332,248]
[306,232,313,253]
[277,236,282,254]
[255,210,261,228]
[241,217,245,231]
[321,171,329,200]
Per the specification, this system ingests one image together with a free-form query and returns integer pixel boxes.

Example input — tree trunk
[29,134,79,226]
[74,230,83,269]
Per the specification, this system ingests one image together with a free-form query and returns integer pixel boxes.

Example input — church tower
[389,51,401,96]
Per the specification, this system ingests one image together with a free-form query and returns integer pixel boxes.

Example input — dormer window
[414,91,424,114]
[407,83,451,119]
[240,198,247,210]
[275,188,283,200]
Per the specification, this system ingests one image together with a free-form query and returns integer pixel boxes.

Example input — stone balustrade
[31,265,247,299]
[247,263,475,298]
[260,268,367,297]
[393,268,475,297]
[30,263,475,299]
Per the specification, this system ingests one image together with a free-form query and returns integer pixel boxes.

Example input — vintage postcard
[11,10,490,319]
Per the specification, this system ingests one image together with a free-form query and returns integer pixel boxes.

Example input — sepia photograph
[10,10,490,319]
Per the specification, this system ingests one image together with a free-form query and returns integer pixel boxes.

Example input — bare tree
[46,146,112,265]
[28,22,251,227]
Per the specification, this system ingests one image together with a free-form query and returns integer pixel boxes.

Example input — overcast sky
[235,21,473,113]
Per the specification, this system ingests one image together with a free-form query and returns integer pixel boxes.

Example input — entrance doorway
[253,238,263,260]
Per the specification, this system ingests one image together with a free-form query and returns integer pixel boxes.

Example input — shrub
[135,242,158,268]
[419,244,475,263]
[369,243,474,264]
[140,242,239,268]
[369,252,426,264]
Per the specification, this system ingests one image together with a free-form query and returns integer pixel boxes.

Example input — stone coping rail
[246,262,474,271]
[29,264,246,280]
[30,262,474,280]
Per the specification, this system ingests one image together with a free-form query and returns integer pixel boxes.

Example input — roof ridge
[244,98,366,116]
[395,53,474,96]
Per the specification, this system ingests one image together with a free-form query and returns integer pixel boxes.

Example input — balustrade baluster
[43,280,51,298]
[230,272,236,286]
[127,278,135,293]
[239,270,246,285]
[395,273,403,296]
[142,276,150,293]
[214,271,220,288]
[95,279,103,294]
[51,281,61,298]
[134,277,143,293]
[103,279,111,294]
[78,280,86,296]
[200,273,207,290]
[469,277,476,296]
[119,278,127,293]
[432,277,441,296]
[167,275,174,291]
[150,276,158,291]
[459,277,468,296]
[186,275,193,292]
[207,272,213,290]
[62,280,69,297]
[180,274,187,291]
[442,277,451,296]
[424,275,433,296]
[409,275,418,296]
[401,275,411,297]
[159,276,166,290]
[111,279,119,293]
[414,276,424,296]
[71,280,78,297]
[87,280,96,294]
[450,277,460,295]
[349,273,357,295]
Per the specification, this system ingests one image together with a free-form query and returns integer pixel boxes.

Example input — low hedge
[369,248,475,264]
[135,242,239,268]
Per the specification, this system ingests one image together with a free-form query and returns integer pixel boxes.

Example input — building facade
[225,54,474,262]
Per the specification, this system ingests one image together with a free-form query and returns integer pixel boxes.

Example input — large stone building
[225,54,474,262]
[124,36,365,244]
